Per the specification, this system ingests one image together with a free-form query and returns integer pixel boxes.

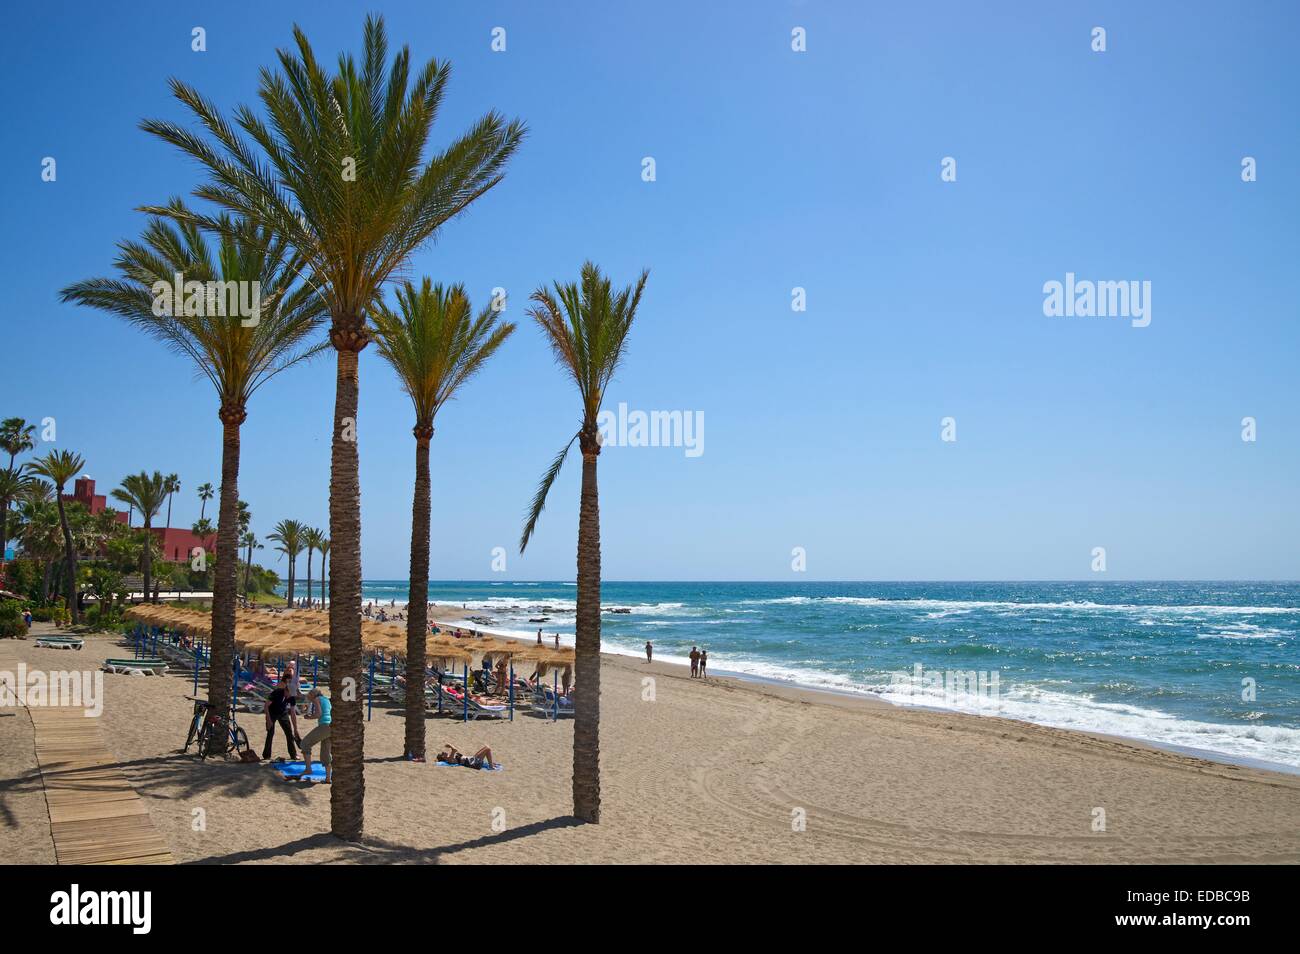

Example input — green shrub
[0,600,26,639]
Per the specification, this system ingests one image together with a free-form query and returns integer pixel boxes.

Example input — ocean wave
[1196,623,1291,640]
[738,596,1299,616]
[869,681,1300,769]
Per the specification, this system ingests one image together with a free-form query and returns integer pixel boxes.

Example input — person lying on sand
[437,744,496,770]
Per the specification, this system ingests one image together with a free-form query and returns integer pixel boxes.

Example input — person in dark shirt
[262,674,298,761]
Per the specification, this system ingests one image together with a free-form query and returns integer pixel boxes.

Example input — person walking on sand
[262,674,298,761]
[645,640,653,663]
[689,646,700,677]
[291,688,332,781]
[699,649,708,678]
[536,628,543,645]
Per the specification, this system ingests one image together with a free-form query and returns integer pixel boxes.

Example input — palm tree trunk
[55,494,79,624]
[141,519,153,605]
[306,550,314,607]
[573,441,603,822]
[320,553,327,609]
[328,341,365,840]
[165,494,173,531]
[41,559,53,602]
[403,429,432,760]
[243,540,252,598]
[206,413,243,747]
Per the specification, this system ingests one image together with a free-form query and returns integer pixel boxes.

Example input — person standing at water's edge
[699,649,708,678]
[690,646,700,677]
[645,641,653,663]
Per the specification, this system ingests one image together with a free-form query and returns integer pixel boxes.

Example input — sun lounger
[103,657,168,676]
[530,685,575,719]
[464,697,510,720]
[35,635,84,650]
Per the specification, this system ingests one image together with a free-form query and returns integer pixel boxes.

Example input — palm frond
[519,433,577,554]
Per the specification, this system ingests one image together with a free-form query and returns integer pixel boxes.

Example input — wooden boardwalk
[28,705,174,865]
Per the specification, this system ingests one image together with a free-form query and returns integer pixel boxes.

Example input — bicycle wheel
[195,721,212,760]
[184,706,206,752]
[230,726,249,755]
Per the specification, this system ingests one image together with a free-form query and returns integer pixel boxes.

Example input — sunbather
[436,743,497,770]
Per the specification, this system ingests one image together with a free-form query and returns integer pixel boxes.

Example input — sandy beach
[3,624,1298,865]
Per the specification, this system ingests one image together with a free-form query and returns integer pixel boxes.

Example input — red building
[152,527,214,563]
[62,478,213,562]
[63,477,128,522]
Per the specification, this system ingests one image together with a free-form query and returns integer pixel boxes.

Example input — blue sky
[2,1,1296,581]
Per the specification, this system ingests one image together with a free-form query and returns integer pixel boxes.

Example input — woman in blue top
[291,688,332,784]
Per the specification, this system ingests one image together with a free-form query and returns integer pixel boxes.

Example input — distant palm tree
[197,482,215,522]
[317,537,329,608]
[372,280,514,759]
[519,263,648,824]
[191,517,216,551]
[29,450,86,621]
[163,474,180,530]
[61,205,326,731]
[139,14,525,840]
[111,472,169,603]
[0,466,32,569]
[16,490,62,601]
[241,530,262,599]
[302,526,325,607]
[0,418,36,471]
[268,519,305,607]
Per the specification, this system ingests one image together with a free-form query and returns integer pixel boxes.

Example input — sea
[352,579,1300,773]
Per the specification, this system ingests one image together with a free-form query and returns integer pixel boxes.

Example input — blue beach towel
[433,759,504,772]
[271,760,328,781]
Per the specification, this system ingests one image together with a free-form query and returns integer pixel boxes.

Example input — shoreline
[257,603,1300,781]
[5,625,1300,864]
[413,613,1300,781]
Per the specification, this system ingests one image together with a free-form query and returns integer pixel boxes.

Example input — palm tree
[163,474,180,530]
[372,280,514,759]
[268,519,305,607]
[139,15,525,840]
[60,207,326,737]
[241,531,262,599]
[519,263,648,824]
[317,537,329,608]
[111,472,169,603]
[0,418,36,471]
[197,482,215,522]
[302,527,326,608]
[191,517,216,551]
[0,466,32,570]
[16,489,62,602]
[29,450,87,622]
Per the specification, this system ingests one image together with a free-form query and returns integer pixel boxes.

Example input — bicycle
[184,696,249,759]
